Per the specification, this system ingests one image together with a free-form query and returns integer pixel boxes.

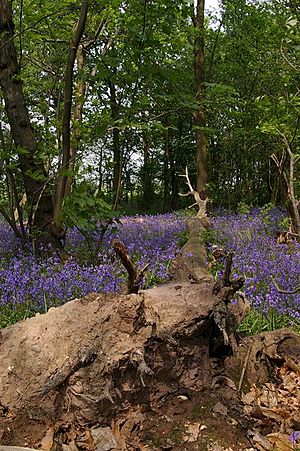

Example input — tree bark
[141,129,154,208]
[0,0,54,236]
[193,0,208,195]
[163,121,170,212]
[53,0,89,225]
[64,44,87,197]
[108,78,122,211]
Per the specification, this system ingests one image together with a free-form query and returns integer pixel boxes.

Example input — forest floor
[1,287,299,451]
[135,389,250,450]
[0,216,299,451]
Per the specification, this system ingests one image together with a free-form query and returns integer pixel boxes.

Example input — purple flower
[290,431,300,444]
[211,208,300,321]
[0,213,186,313]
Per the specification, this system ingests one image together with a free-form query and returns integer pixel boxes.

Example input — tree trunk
[163,121,170,212]
[65,44,87,197]
[169,118,183,209]
[53,0,89,225]
[193,0,208,195]
[0,0,55,237]
[108,79,122,211]
[141,129,154,209]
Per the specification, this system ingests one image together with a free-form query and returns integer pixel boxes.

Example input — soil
[0,218,299,451]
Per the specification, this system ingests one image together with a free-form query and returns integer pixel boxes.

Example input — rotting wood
[169,216,213,283]
[130,349,154,387]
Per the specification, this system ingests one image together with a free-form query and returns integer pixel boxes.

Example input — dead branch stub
[113,238,149,294]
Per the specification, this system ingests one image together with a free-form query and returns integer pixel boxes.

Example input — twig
[271,276,300,295]
[238,345,251,392]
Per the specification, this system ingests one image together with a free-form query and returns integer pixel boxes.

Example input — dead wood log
[227,328,300,387]
[169,216,213,283]
[41,347,97,395]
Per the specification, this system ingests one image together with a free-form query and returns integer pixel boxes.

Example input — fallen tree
[0,218,299,451]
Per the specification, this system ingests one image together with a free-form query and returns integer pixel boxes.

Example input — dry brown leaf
[252,431,272,450]
[183,422,201,442]
[266,433,294,451]
[211,376,237,390]
[40,426,54,451]
[242,389,258,405]
[263,407,291,420]
[260,384,278,408]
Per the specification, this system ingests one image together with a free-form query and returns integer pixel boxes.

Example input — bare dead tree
[179,166,208,218]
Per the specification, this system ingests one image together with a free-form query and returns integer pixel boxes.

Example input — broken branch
[113,239,149,294]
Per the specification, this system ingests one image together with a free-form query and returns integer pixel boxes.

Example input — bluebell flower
[290,431,300,444]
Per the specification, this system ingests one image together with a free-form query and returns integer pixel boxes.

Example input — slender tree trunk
[141,129,154,208]
[53,0,89,225]
[192,0,208,194]
[65,44,87,197]
[108,79,122,211]
[0,0,54,236]
[170,118,183,209]
[98,146,103,192]
[288,153,300,236]
[163,122,170,212]
[271,129,300,237]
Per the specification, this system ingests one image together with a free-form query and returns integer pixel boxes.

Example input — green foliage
[0,0,298,221]
[278,216,291,231]
[62,184,118,263]
[62,184,113,229]
[259,203,277,229]
[25,169,47,182]
[0,302,34,329]
[238,307,300,336]
[237,202,252,215]
[200,228,219,248]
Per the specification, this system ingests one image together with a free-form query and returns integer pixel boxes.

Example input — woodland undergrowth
[0,207,299,336]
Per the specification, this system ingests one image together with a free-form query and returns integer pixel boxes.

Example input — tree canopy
[0,0,298,242]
